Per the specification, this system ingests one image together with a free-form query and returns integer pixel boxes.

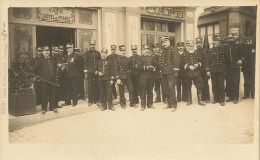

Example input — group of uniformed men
[30,34,255,114]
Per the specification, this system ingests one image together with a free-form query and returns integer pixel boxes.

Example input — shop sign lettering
[142,7,184,18]
[37,8,75,24]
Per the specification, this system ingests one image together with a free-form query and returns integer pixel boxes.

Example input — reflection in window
[13,8,31,19]
[144,21,156,31]
[79,9,96,25]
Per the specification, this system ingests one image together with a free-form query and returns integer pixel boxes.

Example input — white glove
[237,60,242,65]
[57,63,62,67]
[110,81,113,85]
[117,79,122,84]
[189,66,195,70]
[194,63,199,68]
[252,49,255,53]
[98,72,103,76]
[84,70,88,73]
[206,72,211,77]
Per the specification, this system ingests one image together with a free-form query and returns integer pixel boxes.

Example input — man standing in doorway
[84,40,101,106]
[62,43,80,107]
[159,37,180,112]
[33,45,58,114]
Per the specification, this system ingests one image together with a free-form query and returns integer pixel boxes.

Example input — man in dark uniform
[116,45,136,108]
[207,35,226,106]
[195,38,210,103]
[241,36,256,99]
[95,48,118,111]
[58,45,66,105]
[84,40,101,106]
[137,44,156,111]
[182,40,205,106]
[74,48,86,101]
[30,47,43,106]
[62,43,80,107]
[107,45,118,99]
[152,43,167,103]
[33,46,58,114]
[176,42,188,102]
[129,45,140,105]
[225,34,243,104]
[159,37,180,112]
[51,46,63,108]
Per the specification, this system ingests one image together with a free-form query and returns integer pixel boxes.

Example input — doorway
[36,26,76,47]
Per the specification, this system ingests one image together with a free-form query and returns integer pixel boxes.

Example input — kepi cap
[142,44,149,49]
[213,35,221,41]
[74,48,80,52]
[66,43,73,48]
[131,45,138,50]
[90,40,96,45]
[161,36,170,42]
[111,45,117,50]
[195,38,203,44]
[152,43,159,48]
[101,48,108,54]
[177,42,185,47]
[186,40,194,47]
[42,45,50,51]
[119,45,126,51]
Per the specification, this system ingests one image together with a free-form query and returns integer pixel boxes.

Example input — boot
[186,89,192,106]
[198,94,206,106]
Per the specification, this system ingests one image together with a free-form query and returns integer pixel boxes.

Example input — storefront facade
[8,7,197,64]
[197,6,256,46]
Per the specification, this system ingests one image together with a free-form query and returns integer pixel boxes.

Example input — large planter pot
[9,92,37,116]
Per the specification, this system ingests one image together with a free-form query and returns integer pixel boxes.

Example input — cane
[239,65,243,101]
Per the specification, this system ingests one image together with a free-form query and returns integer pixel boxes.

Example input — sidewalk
[9,99,120,132]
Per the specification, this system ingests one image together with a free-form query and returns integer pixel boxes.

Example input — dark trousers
[98,80,113,109]
[226,68,240,101]
[243,70,255,98]
[111,80,117,98]
[140,78,154,108]
[131,75,140,104]
[34,81,41,105]
[78,76,85,99]
[64,77,78,105]
[184,76,203,97]
[87,73,98,103]
[154,78,167,101]
[211,72,225,102]
[119,78,134,107]
[40,82,56,111]
[161,73,177,108]
[177,75,188,102]
[201,72,210,101]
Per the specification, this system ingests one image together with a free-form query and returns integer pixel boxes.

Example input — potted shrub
[8,61,36,116]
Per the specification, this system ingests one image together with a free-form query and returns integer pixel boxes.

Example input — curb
[9,104,100,132]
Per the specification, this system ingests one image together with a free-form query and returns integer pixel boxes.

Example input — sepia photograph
[0,0,259,160]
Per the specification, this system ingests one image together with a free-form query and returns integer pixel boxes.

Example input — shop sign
[37,8,75,24]
[141,7,184,18]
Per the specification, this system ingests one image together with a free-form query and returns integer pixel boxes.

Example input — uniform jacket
[241,43,256,72]
[208,46,226,73]
[78,55,85,77]
[152,53,162,79]
[224,44,242,69]
[158,47,180,74]
[195,48,210,73]
[182,50,202,78]
[117,55,131,80]
[137,55,156,79]
[95,58,119,81]
[33,56,57,83]
[129,54,140,76]
[177,49,185,77]
[63,53,81,78]
[84,50,101,74]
